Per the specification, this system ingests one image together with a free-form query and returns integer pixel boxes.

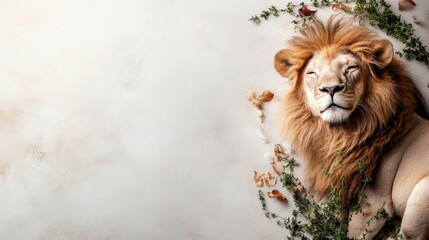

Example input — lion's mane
[278,18,428,202]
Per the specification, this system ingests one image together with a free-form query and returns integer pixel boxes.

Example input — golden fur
[274,17,428,203]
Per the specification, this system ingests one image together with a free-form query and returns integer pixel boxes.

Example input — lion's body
[348,113,429,239]
[274,17,429,239]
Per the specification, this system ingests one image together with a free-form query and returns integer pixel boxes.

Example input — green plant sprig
[258,150,403,239]
[257,190,288,226]
[250,0,429,87]
[280,158,352,239]
[249,4,318,29]
[354,0,429,70]
[248,0,352,25]
[249,3,302,24]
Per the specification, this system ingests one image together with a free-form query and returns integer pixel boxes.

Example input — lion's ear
[274,49,296,79]
[371,39,394,69]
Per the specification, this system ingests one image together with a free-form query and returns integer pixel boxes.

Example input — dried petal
[248,90,274,143]
[293,185,304,193]
[247,90,262,109]
[253,170,264,187]
[398,0,416,11]
[274,144,284,154]
[267,190,287,200]
[266,176,277,186]
[298,6,317,18]
[256,109,264,122]
[412,15,419,24]
[264,153,275,164]
[262,172,271,178]
[258,126,270,144]
[274,144,289,162]
[258,90,274,102]
[331,2,352,13]
[262,172,277,186]
[272,164,282,175]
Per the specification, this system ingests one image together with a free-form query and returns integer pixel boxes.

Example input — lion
[274,17,429,239]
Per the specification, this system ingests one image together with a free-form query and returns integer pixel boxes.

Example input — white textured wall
[0,0,428,239]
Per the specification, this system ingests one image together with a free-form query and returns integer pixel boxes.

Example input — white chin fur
[320,107,351,123]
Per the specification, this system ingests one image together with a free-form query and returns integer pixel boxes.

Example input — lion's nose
[318,84,345,96]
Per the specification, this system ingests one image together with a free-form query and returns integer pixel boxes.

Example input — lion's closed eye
[346,65,358,73]
[306,71,317,76]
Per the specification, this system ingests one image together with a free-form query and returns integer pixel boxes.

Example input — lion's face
[303,52,364,123]
[274,22,395,126]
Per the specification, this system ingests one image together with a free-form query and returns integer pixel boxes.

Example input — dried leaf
[398,0,416,11]
[331,2,352,13]
[267,190,287,201]
[253,170,264,187]
[298,6,317,18]
[258,90,274,102]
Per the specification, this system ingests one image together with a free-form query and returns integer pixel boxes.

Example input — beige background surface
[0,0,428,239]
